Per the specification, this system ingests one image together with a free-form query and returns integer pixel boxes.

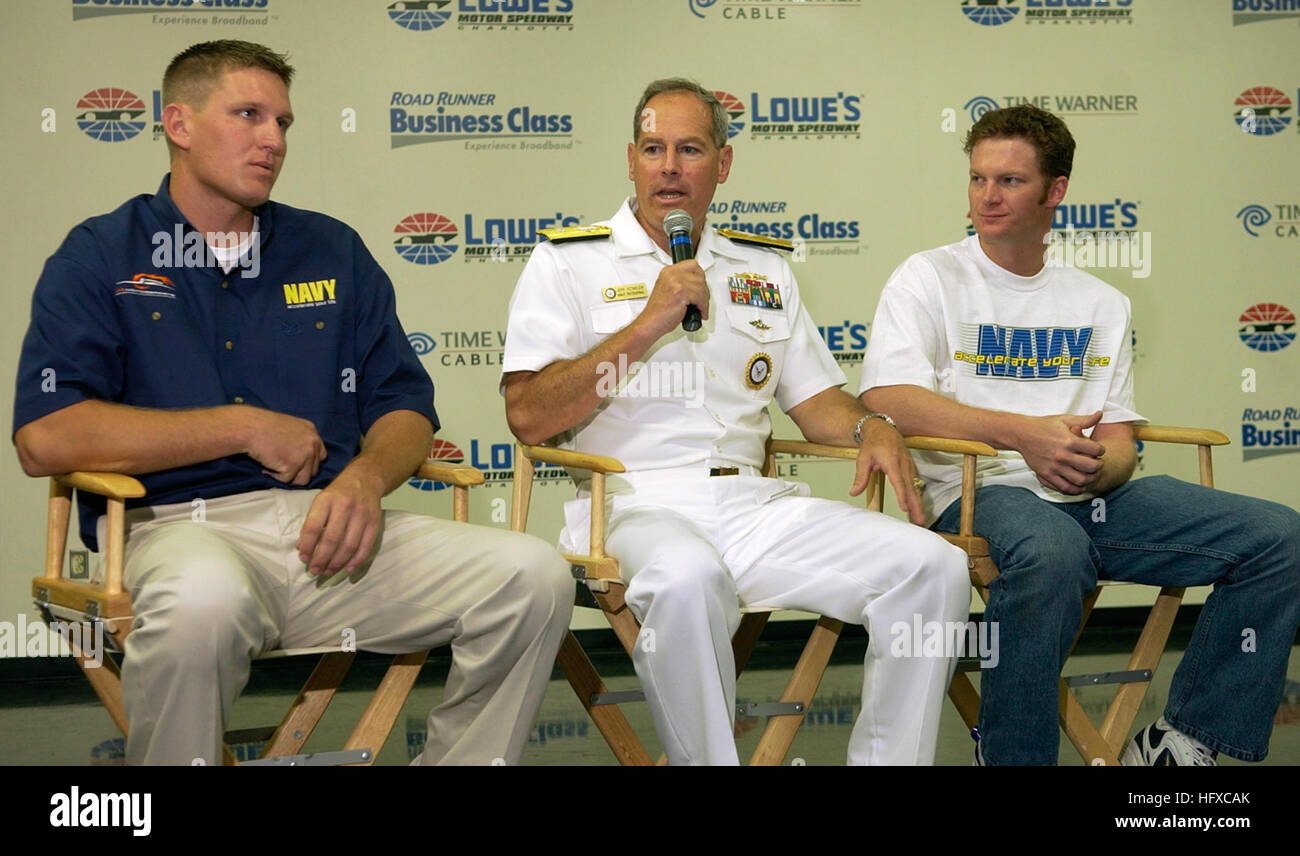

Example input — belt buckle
[709,467,740,477]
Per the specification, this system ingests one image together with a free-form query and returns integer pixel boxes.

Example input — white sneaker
[1122,717,1218,766]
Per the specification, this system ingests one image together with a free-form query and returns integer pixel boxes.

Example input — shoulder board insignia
[539,225,612,244]
[714,228,794,252]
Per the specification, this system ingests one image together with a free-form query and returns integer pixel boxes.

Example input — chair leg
[557,631,653,766]
[1099,586,1185,756]
[72,643,129,738]
[261,651,355,759]
[342,650,430,765]
[948,672,981,732]
[732,612,770,675]
[747,616,843,766]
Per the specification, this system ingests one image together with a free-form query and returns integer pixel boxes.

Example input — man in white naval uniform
[501,78,970,765]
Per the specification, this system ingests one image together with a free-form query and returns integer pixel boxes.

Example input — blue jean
[932,475,1300,764]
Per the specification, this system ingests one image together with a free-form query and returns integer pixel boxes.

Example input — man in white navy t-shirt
[861,104,1300,766]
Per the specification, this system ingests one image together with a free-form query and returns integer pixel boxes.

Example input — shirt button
[151,311,161,321]
[221,281,229,290]
[315,321,325,330]
[225,340,234,350]
[233,396,245,404]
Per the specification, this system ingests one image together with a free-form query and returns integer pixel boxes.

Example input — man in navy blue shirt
[13,40,571,765]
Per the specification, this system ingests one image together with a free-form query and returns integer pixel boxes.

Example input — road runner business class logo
[389,91,574,149]
[709,199,862,255]
[1231,0,1300,25]
[72,0,270,23]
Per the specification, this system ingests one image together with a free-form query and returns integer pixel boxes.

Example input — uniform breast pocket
[272,314,349,417]
[589,300,646,336]
[724,306,791,397]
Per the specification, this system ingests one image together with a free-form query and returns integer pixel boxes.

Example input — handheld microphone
[662,209,701,332]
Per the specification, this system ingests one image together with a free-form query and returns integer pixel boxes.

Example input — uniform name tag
[728,273,782,310]
[603,283,648,302]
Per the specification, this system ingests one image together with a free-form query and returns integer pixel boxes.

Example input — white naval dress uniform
[503,199,969,765]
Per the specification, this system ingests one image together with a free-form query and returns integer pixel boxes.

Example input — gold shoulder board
[714,228,794,252]
[538,225,613,244]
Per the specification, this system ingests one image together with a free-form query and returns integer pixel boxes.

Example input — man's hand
[1013,410,1106,495]
[848,416,926,526]
[636,259,710,338]
[293,409,432,577]
[245,408,327,485]
[296,463,384,577]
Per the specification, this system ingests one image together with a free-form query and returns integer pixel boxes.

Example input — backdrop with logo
[2,0,1297,638]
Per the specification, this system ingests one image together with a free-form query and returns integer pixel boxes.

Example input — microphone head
[662,208,693,237]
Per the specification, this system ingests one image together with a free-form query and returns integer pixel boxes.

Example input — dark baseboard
[0,603,1230,693]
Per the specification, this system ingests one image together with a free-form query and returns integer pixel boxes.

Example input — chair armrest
[53,472,146,500]
[770,437,997,459]
[519,445,626,474]
[414,462,485,486]
[1132,425,1230,446]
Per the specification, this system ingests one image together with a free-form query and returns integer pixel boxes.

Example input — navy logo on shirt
[283,278,337,309]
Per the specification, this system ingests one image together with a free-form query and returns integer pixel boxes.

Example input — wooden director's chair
[858,425,1231,766]
[31,461,484,766]
[511,442,851,766]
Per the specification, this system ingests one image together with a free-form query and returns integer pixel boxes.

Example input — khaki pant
[108,489,572,765]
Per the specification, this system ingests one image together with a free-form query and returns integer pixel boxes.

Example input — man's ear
[1045,175,1068,208]
[162,103,191,152]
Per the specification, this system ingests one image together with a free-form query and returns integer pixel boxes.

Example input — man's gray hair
[632,78,729,149]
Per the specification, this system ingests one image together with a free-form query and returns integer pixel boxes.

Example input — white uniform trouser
[562,469,970,766]
[110,489,572,766]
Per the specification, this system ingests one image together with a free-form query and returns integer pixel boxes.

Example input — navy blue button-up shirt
[14,176,438,549]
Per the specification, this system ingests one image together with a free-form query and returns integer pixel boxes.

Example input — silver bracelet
[853,411,896,445]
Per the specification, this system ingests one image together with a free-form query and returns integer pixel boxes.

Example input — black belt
[708,467,740,477]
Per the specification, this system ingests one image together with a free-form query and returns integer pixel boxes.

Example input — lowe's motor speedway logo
[409,439,567,488]
[709,199,863,256]
[388,0,574,31]
[740,90,861,140]
[76,88,147,142]
[1234,87,1293,135]
[393,211,581,264]
[961,0,1133,26]
[390,91,575,149]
